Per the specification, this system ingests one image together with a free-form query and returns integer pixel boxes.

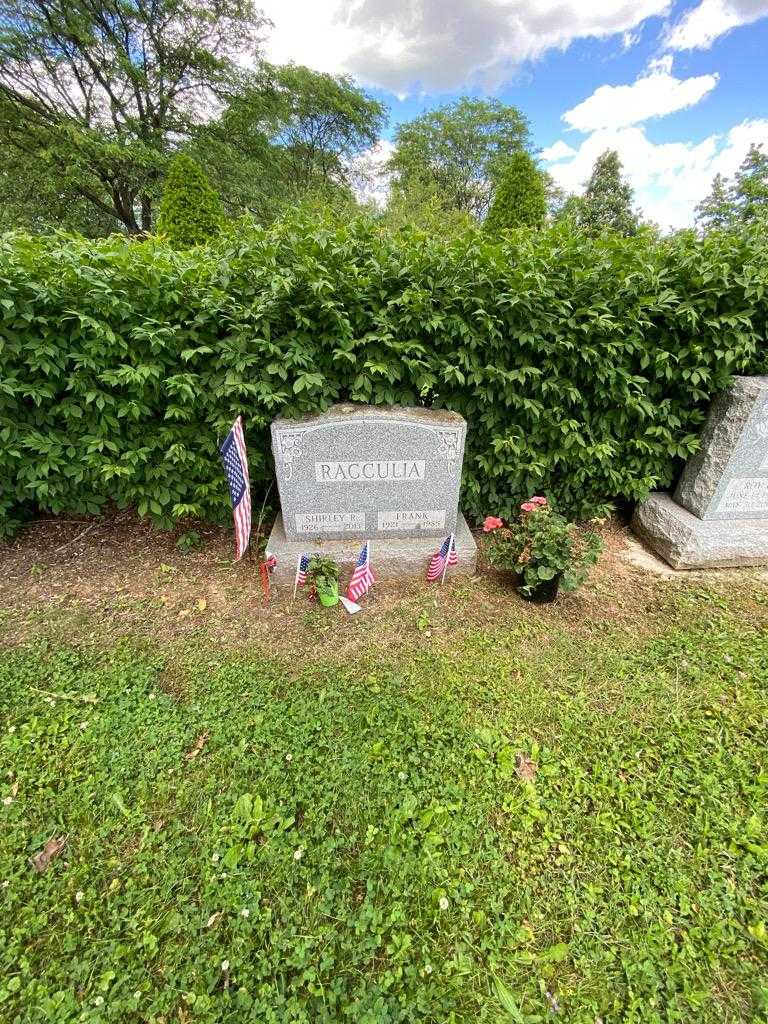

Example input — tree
[156,155,225,248]
[733,143,768,223]
[695,173,736,231]
[695,145,768,234]
[265,65,386,195]
[542,171,568,220]
[579,150,638,236]
[484,152,547,232]
[380,177,475,237]
[553,194,584,227]
[387,98,530,219]
[0,144,117,235]
[0,0,266,234]
[196,64,386,222]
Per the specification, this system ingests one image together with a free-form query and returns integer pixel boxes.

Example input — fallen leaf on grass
[30,835,67,873]
[111,792,130,816]
[185,732,210,762]
[10,781,19,798]
[206,912,223,929]
[515,753,537,781]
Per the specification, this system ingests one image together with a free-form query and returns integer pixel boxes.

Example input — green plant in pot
[483,497,603,603]
[306,555,340,607]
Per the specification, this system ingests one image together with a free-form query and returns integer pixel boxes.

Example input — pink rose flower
[483,516,503,532]
[520,502,537,513]
[531,496,548,507]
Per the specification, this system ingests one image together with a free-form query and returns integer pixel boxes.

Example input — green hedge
[1,216,767,536]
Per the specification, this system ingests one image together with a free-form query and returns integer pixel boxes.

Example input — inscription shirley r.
[295,512,365,534]
[315,460,426,483]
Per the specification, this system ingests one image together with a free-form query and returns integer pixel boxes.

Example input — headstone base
[266,512,478,584]
[632,492,768,569]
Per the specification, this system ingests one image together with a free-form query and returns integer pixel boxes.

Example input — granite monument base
[267,512,478,584]
[632,492,768,569]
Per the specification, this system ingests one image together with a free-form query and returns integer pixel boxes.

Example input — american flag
[347,541,375,602]
[218,416,251,561]
[295,552,310,587]
[427,534,458,582]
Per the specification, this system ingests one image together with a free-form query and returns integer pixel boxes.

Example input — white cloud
[257,0,672,94]
[542,118,768,229]
[666,0,768,49]
[540,140,578,162]
[562,57,718,132]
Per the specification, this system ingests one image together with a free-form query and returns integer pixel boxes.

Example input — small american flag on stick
[347,542,375,602]
[293,552,310,599]
[427,533,458,583]
[219,416,251,561]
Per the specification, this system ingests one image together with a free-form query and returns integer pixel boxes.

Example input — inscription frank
[315,460,426,483]
[378,509,446,530]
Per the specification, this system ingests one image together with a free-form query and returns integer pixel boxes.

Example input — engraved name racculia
[315,460,426,482]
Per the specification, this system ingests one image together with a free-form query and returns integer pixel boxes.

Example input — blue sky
[258,0,768,228]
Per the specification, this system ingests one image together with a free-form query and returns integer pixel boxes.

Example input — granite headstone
[633,376,768,568]
[267,404,478,581]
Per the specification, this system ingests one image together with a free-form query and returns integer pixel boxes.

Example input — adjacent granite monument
[633,376,768,568]
[267,404,478,581]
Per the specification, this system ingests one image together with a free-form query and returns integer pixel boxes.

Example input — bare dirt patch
[1,512,766,660]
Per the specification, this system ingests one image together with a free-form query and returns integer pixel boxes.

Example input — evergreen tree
[156,156,225,248]
[580,150,638,236]
[733,143,768,223]
[484,152,547,232]
[695,173,736,231]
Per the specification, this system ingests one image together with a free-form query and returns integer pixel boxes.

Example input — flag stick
[368,541,373,603]
[441,534,454,584]
[292,551,302,600]
[251,478,273,568]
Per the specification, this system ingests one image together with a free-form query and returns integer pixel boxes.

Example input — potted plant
[483,497,603,603]
[306,555,341,607]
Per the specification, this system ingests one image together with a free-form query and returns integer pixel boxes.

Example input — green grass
[1,590,767,1023]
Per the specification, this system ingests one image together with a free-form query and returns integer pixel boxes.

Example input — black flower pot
[518,573,562,604]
